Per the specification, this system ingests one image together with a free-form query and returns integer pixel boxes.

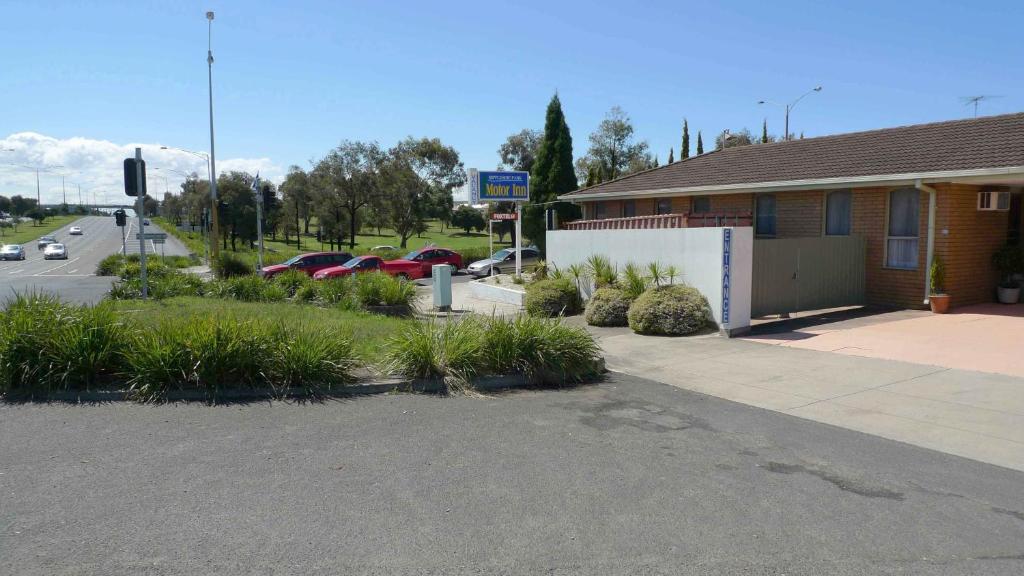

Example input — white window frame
[884,188,920,270]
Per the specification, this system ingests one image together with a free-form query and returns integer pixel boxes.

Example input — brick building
[558,113,1024,310]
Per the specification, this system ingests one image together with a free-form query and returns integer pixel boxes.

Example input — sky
[1,0,1022,205]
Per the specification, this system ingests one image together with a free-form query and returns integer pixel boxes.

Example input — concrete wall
[546,227,753,334]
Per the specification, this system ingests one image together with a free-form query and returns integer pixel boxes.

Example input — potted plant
[992,245,1024,304]
[928,256,950,314]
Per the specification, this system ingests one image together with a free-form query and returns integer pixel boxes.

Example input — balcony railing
[562,212,752,231]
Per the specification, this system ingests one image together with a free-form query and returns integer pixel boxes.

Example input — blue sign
[471,170,529,203]
[721,228,732,326]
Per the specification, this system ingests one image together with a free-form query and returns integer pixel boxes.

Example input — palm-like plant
[585,254,616,288]
[647,262,667,287]
[620,262,651,299]
[567,263,587,295]
[665,265,680,285]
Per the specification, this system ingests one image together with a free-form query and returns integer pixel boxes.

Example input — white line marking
[68,269,78,274]
[8,269,24,275]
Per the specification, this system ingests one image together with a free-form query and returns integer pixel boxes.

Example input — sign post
[472,170,529,277]
[124,148,149,299]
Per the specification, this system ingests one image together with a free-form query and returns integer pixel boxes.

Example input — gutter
[559,165,1024,202]
[915,180,938,305]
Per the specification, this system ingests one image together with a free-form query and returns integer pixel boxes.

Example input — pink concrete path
[745,304,1024,378]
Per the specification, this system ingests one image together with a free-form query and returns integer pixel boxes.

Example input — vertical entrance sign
[471,170,529,276]
[721,228,732,327]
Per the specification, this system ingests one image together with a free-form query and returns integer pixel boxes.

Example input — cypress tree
[667,147,674,164]
[681,119,690,158]
[696,131,704,155]
[761,119,768,144]
[526,93,580,252]
[653,156,659,168]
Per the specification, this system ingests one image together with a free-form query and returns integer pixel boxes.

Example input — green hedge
[627,285,713,336]
[584,287,632,327]
[525,278,582,318]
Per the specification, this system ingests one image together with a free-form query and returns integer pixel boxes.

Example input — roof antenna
[959,95,1002,118]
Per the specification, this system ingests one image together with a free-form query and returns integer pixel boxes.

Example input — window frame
[884,188,921,270]
[655,198,672,215]
[594,202,607,220]
[691,196,711,214]
[754,194,777,237]
[622,199,637,218]
[824,190,853,236]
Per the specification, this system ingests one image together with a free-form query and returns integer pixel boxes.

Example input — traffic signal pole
[134,147,148,299]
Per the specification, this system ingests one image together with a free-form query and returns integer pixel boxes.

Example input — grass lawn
[0,215,82,246]
[157,218,513,266]
[108,296,414,361]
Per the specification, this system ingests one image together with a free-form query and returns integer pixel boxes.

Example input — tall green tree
[667,147,674,164]
[761,120,769,144]
[696,131,704,155]
[384,137,465,247]
[497,129,542,173]
[312,141,384,249]
[525,94,579,253]
[682,119,690,158]
[575,106,650,183]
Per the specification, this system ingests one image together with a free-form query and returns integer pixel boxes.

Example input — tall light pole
[758,86,822,141]
[206,10,220,261]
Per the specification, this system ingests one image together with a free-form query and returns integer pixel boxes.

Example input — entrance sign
[721,228,732,326]
[470,170,529,203]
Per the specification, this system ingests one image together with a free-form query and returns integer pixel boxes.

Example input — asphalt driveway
[2,374,1022,575]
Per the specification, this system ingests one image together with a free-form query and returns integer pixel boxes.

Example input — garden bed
[469,274,529,306]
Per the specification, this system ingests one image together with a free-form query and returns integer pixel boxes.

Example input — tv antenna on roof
[959,95,1003,118]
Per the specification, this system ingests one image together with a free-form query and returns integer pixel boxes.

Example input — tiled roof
[562,112,1024,198]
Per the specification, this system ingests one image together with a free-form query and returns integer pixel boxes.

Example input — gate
[751,236,866,317]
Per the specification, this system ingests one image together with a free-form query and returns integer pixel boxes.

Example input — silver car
[43,243,68,260]
[0,244,25,261]
[467,247,540,277]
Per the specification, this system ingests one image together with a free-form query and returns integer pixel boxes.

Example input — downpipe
[915,179,938,305]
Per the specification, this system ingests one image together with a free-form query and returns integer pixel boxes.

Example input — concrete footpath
[584,323,1024,472]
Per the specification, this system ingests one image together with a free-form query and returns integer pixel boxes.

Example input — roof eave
[557,166,1024,201]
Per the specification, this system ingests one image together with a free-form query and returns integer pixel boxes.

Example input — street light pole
[758,86,822,141]
[206,10,220,262]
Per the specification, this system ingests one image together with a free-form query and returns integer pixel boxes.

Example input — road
[0,215,191,304]
[1,373,1021,575]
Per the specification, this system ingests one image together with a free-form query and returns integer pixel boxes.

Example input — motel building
[546,113,1024,336]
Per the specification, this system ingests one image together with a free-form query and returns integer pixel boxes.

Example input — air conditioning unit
[977,191,1010,211]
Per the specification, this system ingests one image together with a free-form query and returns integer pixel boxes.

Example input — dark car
[37,235,57,250]
[401,247,463,276]
[259,252,354,279]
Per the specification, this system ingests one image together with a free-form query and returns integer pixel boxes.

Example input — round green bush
[627,285,713,336]
[584,287,632,327]
[213,252,252,279]
[525,278,581,318]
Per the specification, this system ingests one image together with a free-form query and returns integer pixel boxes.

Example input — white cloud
[0,132,283,205]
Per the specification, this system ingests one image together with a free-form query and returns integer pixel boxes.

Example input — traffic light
[114,209,127,227]
[123,158,147,197]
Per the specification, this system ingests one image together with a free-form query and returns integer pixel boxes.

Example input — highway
[0,215,191,304]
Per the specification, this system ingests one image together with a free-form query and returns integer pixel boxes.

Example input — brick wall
[774,191,824,237]
[850,187,928,308]
[933,183,1008,306]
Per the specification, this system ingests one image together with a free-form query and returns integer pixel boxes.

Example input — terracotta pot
[929,294,950,314]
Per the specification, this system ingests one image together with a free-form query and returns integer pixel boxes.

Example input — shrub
[213,252,252,278]
[270,327,357,390]
[584,287,632,327]
[294,282,320,303]
[620,262,651,299]
[459,246,491,265]
[355,272,417,309]
[525,278,581,317]
[992,244,1024,287]
[96,253,194,276]
[273,268,313,297]
[315,277,359,310]
[481,316,602,384]
[627,285,714,336]
[382,317,484,386]
[585,254,617,288]
[216,275,287,302]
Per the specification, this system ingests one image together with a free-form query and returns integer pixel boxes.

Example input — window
[656,198,672,215]
[755,194,776,236]
[825,190,852,235]
[594,202,607,219]
[691,196,711,213]
[886,188,920,269]
[622,200,636,217]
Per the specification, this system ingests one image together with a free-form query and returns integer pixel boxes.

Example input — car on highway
[259,251,354,279]
[69,226,83,235]
[313,255,423,281]
[143,219,151,226]
[0,244,26,261]
[467,247,540,277]
[401,247,463,276]
[43,243,69,260]
[37,235,58,250]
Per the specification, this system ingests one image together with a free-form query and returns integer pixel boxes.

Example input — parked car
[313,255,424,281]
[401,247,463,276]
[43,243,68,260]
[37,235,57,250]
[371,245,398,252]
[467,247,540,277]
[69,226,83,235]
[0,244,26,261]
[259,252,354,278]
[143,219,151,226]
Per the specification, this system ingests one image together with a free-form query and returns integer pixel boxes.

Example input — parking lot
[2,373,1022,575]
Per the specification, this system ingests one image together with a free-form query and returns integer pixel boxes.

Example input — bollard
[432,264,452,312]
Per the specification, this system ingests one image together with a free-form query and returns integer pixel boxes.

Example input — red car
[401,247,463,276]
[313,255,424,280]
[259,252,353,279]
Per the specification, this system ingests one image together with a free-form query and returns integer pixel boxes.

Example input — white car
[467,247,540,277]
[43,243,68,260]
[69,226,83,235]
